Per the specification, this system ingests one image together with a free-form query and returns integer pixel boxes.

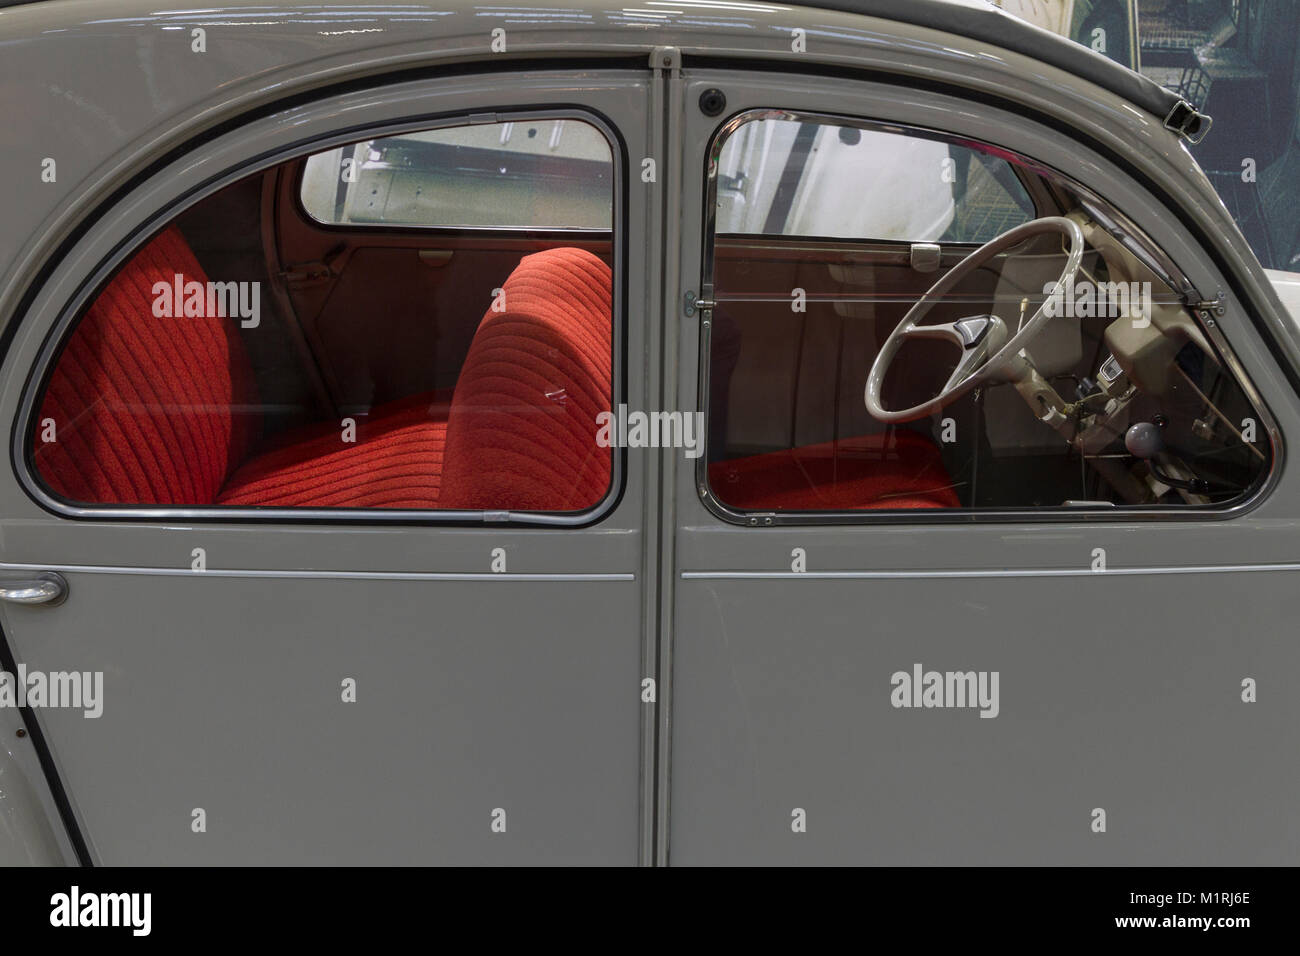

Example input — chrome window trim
[696,108,1283,527]
[14,106,627,528]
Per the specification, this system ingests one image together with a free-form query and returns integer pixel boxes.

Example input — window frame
[16,106,627,527]
[697,107,1281,526]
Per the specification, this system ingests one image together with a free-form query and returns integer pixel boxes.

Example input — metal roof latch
[910,242,942,273]
[1165,100,1213,146]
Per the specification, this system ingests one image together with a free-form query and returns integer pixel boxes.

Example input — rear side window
[300,119,613,230]
[29,115,618,516]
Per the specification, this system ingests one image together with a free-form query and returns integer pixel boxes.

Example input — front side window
[705,112,1272,517]
[30,115,617,515]
[714,117,1034,244]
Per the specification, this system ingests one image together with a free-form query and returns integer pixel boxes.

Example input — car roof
[0,0,1196,134]
[806,0,1192,132]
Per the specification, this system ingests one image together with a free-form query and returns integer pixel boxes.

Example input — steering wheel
[864,217,1086,424]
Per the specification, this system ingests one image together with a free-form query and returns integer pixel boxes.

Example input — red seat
[34,227,259,505]
[36,229,613,512]
[709,431,960,511]
[438,247,613,512]
[42,229,945,513]
[218,392,451,508]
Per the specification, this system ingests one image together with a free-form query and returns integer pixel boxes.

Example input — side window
[705,112,1272,517]
[300,119,613,229]
[29,115,617,515]
[714,117,1034,244]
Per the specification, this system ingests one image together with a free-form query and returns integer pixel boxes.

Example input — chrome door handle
[0,572,67,607]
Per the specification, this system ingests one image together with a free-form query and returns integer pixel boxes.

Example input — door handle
[0,572,67,607]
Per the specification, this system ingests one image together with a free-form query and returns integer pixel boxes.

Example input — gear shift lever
[1125,420,1210,494]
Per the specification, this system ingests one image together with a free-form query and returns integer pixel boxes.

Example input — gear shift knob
[1125,421,1164,460]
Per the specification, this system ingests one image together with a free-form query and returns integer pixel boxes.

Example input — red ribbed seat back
[33,227,259,505]
[439,248,613,512]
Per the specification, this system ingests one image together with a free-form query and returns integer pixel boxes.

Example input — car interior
[31,118,616,513]
[705,115,1271,515]
[26,112,1271,517]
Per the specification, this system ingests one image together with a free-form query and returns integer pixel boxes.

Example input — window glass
[714,117,1034,244]
[31,116,616,514]
[706,113,1271,516]
[300,119,613,230]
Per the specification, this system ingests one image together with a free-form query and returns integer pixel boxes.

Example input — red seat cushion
[34,226,259,505]
[709,431,961,511]
[218,392,450,508]
[439,247,613,512]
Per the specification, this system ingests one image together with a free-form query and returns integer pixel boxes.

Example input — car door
[0,69,654,865]
[666,67,1300,865]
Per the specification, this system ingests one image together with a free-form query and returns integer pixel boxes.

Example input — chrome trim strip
[0,561,633,582]
[682,564,1300,580]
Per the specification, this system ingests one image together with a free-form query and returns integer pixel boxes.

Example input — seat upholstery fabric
[35,231,614,512]
[438,247,614,512]
[709,430,961,511]
[34,226,259,506]
[218,392,450,508]
[36,228,951,514]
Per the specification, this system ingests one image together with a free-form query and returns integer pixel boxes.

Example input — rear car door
[0,70,653,864]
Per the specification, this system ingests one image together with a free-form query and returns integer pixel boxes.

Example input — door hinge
[1185,289,1226,316]
[684,290,714,317]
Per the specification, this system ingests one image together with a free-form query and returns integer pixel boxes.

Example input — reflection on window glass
[301,118,614,230]
[714,118,1034,244]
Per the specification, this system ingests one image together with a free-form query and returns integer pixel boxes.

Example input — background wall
[1003,0,1300,272]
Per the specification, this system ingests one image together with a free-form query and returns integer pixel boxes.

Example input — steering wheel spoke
[942,343,992,395]
[901,320,966,346]
[865,217,1085,424]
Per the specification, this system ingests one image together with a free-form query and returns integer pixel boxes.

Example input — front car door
[668,60,1300,864]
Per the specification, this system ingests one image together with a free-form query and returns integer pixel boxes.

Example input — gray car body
[0,0,1296,865]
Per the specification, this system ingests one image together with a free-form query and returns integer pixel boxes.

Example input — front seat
[222,246,613,511]
[438,246,613,512]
